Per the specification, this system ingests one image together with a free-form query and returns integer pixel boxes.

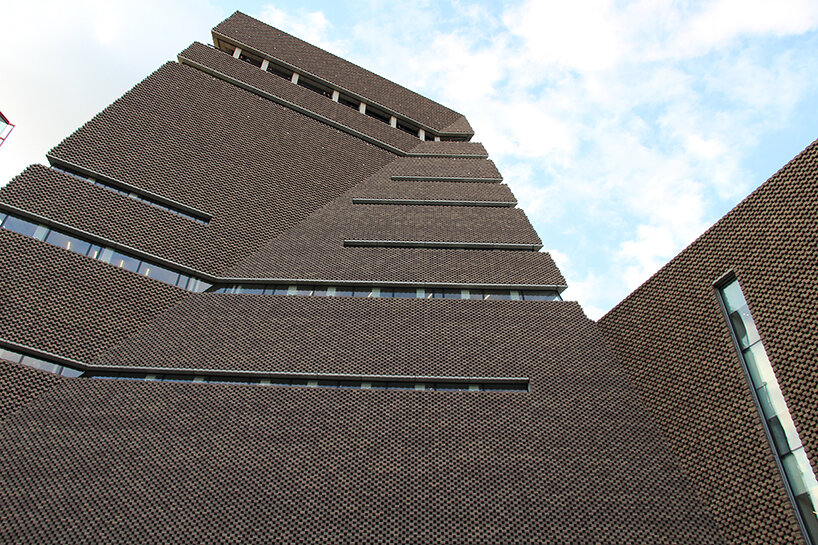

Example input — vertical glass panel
[0,212,6,226]
[721,281,747,313]
[188,279,212,293]
[742,341,775,387]
[522,290,560,301]
[293,286,313,296]
[484,290,511,300]
[312,286,330,296]
[334,288,353,297]
[45,231,91,256]
[353,287,372,297]
[60,366,84,378]
[767,416,792,456]
[240,286,265,294]
[86,244,102,260]
[729,303,761,349]
[176,274,191,289]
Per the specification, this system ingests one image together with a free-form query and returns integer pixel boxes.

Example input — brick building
[0,11,815,544]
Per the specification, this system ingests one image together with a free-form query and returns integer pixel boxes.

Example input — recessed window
[297,78,334,99]
[719,277,818,542]
[238,52,263,68]
[337,94,360,110]
[364,106,391,124]
[266,63,293,80]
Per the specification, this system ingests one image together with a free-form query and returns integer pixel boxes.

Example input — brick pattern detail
[103,298,582,375]
[597,139,818,544]
[0,360,62,425]
[223,191,562,283]
[391,157,502,179]
[352,180,516,202]
[408,140,488,156]
[214,11,470,134]
[346,205,540,244]
[179,42,422,152]
[43,62,395,274]
[1,307,724,544]
[0,231,186,363]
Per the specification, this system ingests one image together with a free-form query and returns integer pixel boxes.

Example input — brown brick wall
[1,306,724,544]
[598,139,818,544]
[42,62,395,275]
[0,231,186,363]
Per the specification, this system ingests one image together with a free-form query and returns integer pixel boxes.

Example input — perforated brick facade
[0,10,813,544]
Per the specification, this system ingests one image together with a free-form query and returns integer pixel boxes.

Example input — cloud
[256,6,343,54]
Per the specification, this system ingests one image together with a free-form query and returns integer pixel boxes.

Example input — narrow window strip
[718,277,818,542]
[50,165,210,224]
[0,212,211,292]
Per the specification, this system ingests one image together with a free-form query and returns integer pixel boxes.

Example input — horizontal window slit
[50,166,209,224]
[0,211,211,292]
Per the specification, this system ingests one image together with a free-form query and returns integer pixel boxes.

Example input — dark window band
[50,165,210,224]
[0,346,528,392]
[209,284,561,301]
[0,211,211,292]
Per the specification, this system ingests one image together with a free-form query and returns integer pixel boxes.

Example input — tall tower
[5,11,814,544]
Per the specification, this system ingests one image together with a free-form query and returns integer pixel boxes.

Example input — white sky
[2,0,817,318]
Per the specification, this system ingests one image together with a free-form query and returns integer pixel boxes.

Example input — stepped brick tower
[1,11,815,544]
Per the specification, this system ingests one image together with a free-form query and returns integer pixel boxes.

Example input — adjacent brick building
[0,11,815,544]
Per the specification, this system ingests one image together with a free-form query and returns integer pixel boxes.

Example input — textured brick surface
[0,11,742,544]
[352,180,516,202]
[102,298,584,375]
[391,156,502,179]
[598,138,818,545]
[0,231,186,363]
[214,11,470,134]
[408,140,488,157]
[179,42,422,153]
[42,62,395,275]
[0,360,62,425]
[1,308,724,544]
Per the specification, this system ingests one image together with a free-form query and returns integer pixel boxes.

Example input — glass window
[391,289,416,299]
[312,286,331,296]
[2,216,45,239]
[353,287,372,297]
[137,262,179,285]
[0,349,23,363]
[45,230,92,255]
[103,250,140,272]
[20,355,60,374]
[292,286,313,296]
[0,212,6,226]
[334,288,353,297]
[484,290,511,300]
[719,277,818,541]
[522,290,560,301]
